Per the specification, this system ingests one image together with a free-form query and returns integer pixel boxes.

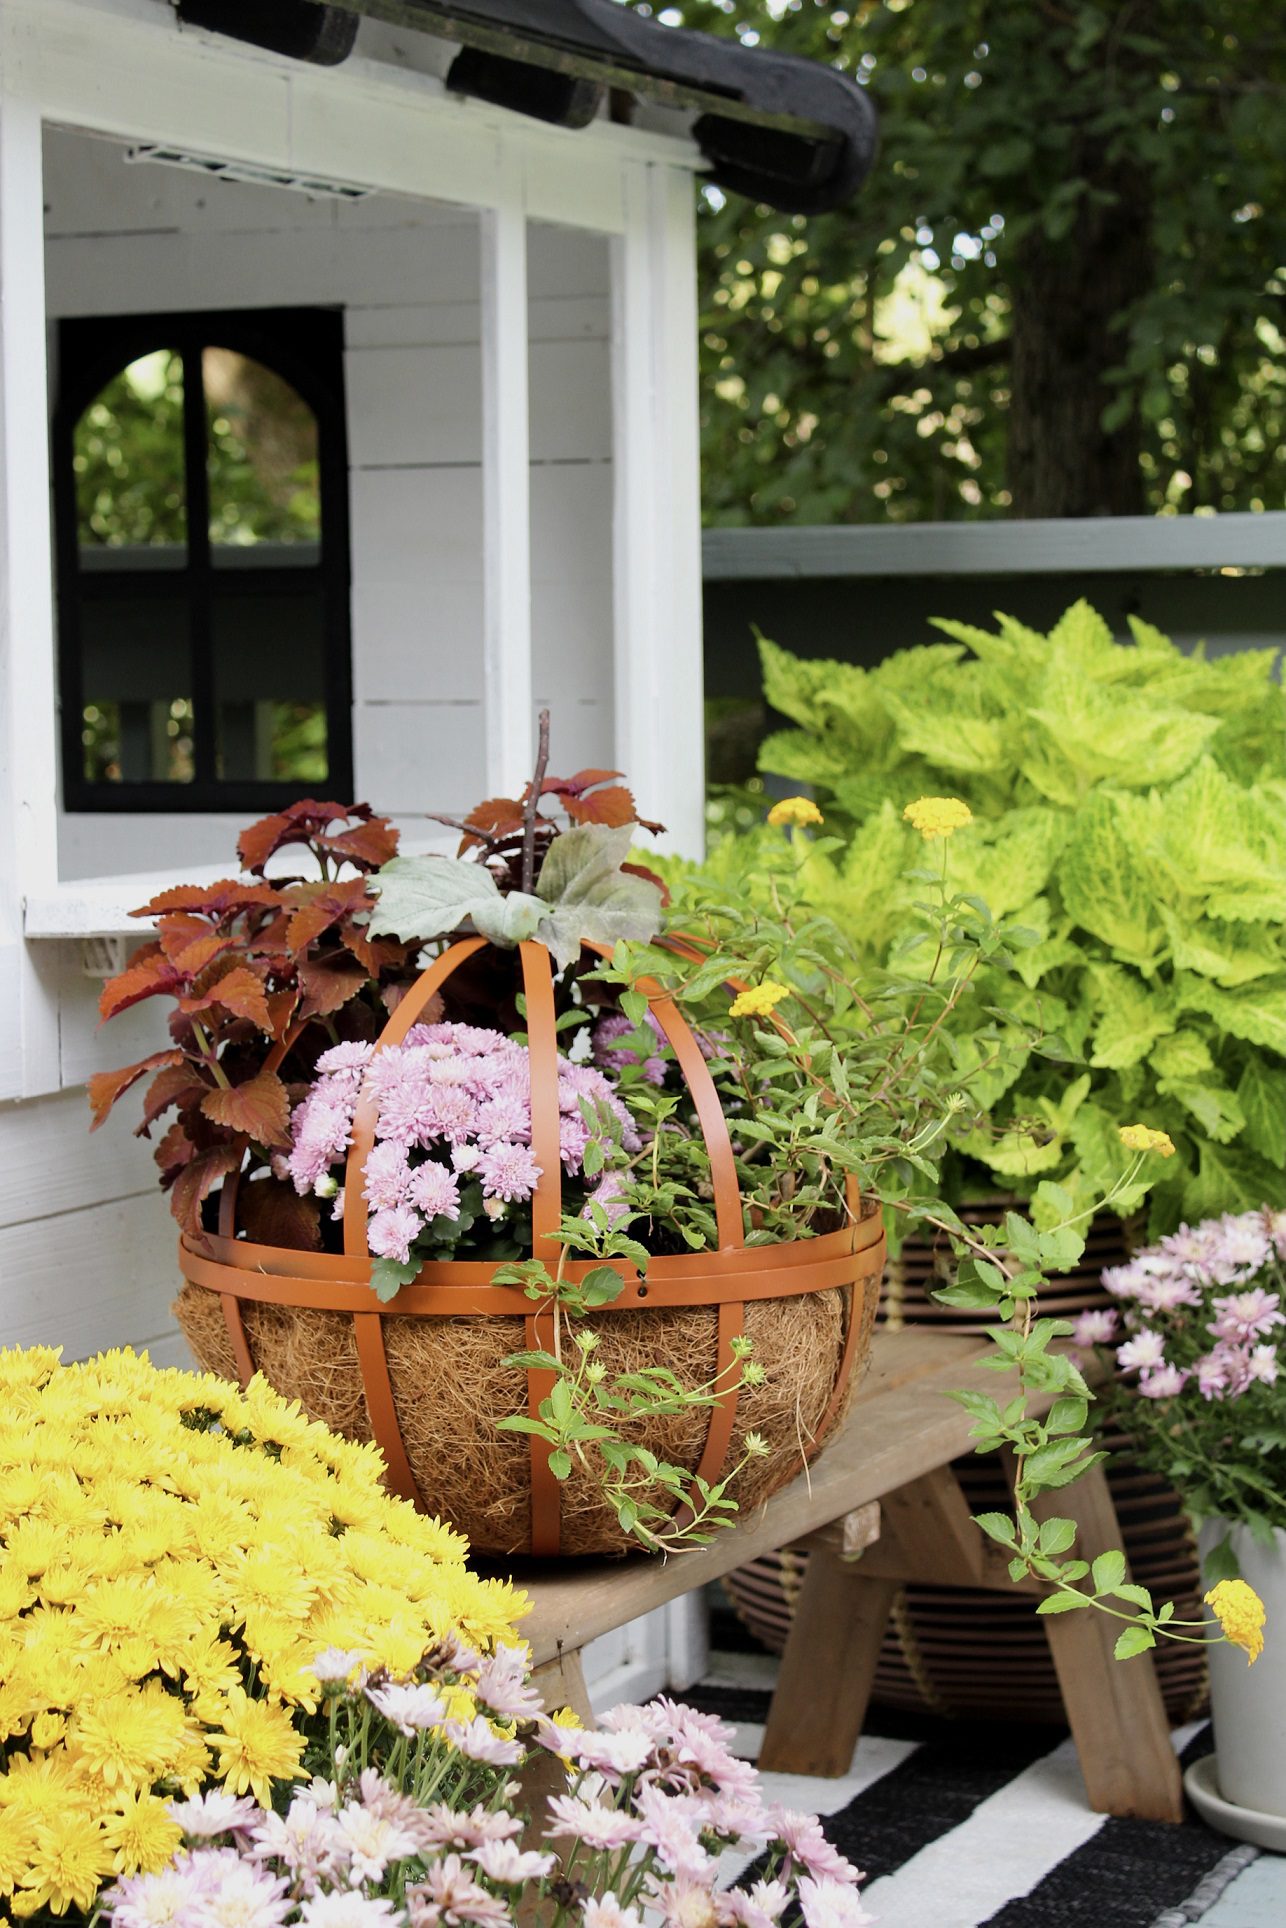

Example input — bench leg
[1038,1462,1184,1823]
[529,1647,595,1725]
[759,1546,898,1777]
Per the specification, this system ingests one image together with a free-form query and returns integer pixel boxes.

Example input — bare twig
[521,708,552,895]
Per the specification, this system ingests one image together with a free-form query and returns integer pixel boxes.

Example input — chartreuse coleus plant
[733,601,1286,1235]
[628,796,1264,1649]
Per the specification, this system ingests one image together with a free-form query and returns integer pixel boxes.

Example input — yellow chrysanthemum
[0,1807,37,1897]
[767,795,824,828]
[103,1789,183,1876]
[17,1808,113,1917]
[728,982,791,1020]
[1118,1123,1177,1158]
[1205,1579,1266,1665]
[903,795,973,839]
[209,1687,306,1806]
[70,1691,193,1792]
[0,1347,528,1916]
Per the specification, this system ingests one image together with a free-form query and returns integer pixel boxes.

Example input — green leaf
[579,1264,625,1307]
[548,1449,572,1480]
[1060,795,1163,968]
[1036,1516,1077,1556]
[1113,1625,1157,1660]
[1091,1549,1127,1594]
[1037,1591,1091,1614]
[369,1255,420,1303]
[1237,1056,1286,1165]
[1046,1397,1089,1436]
[972,1511,1017,1547]
[535,823,664,968]
[367,854,505,944]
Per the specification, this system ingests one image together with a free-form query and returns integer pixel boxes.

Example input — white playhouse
[0,0,871,1686]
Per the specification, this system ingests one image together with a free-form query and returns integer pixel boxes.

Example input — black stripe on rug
[978,1728,1227,1928]
[682,1679,974,1747]
[810,1722,1058,1885]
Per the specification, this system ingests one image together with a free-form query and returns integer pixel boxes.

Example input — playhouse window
[54,307,352,813]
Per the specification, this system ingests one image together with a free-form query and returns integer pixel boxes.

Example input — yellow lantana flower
[903,796,973,839]
[1118,1123,1177,1158]
[1205,1579,1266,1665]
[767,795,824,828]
[729,982,790,1020]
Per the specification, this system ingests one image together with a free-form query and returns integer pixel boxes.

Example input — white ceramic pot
[1200,1519,1286,1819]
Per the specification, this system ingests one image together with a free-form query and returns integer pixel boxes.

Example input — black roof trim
[177,0,877,214]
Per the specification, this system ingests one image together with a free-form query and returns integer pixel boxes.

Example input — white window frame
[7,0,705,983]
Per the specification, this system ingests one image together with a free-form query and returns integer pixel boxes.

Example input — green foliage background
[632,1,1286,524]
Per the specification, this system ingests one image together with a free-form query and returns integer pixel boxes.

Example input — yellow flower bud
[767,795,824,828]
[902,796,973,839]
[1205,1578,1266,1665]
[1118,1123,1176,1158]
[728,982,790,1020]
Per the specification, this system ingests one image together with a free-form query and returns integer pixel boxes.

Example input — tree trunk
[1006,159,1153,518]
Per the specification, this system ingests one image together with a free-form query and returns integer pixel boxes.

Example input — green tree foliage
[632,1,1286,522]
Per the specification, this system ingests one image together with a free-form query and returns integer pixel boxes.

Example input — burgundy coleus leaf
[199,1068,292,1147]
[168,1142,245,1233]
[135,1062,211,1136]
[99,949,184,1022]
[238,1178,322,1253]
[455,795,528,854]
[339,919,414,977]
[87,1049,185,1131]
[281,876,374,953]
[160,928,234,979]
[180,964,274,1035]
[297,953,370,1019]
[540,767,623,799]
[562,784,638,829]
[621,861,670,906]
[265,988,300,1043]
[131,879,282,920]
[322,815,399,872]
[238,799,381,876]
[155,1118,198,1181]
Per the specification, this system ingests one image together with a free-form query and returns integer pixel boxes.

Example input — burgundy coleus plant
[440,765,667,900]
[89,801,418,1247]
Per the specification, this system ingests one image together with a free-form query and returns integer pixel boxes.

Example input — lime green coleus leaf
[1236,1057,1286,1167]
[1175,975,1286,1060]
[1153,757,1286,903]
[1059,794,1164,969]
[1181,1140,1286,1224]
[756,727,850,789]
[1156,1078,1246,1145]
[940,808,1067,919]
[1160,909,1283,987]
[1150,1030,1214,1080]
[1087,965,1174,1069]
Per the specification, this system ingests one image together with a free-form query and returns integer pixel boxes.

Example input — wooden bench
[512,1328,1184,1824]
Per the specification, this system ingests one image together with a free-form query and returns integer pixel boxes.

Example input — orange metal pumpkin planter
[175,935,886,1558]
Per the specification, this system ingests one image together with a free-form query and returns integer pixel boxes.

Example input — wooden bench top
[509,1326,1056,1665]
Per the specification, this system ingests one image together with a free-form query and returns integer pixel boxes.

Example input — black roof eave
[176,0,877,214]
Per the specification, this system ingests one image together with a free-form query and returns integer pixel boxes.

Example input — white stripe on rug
[856,1735,1105,1928]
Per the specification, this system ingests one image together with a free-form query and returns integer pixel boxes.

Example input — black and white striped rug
[684,1650,1273,1928]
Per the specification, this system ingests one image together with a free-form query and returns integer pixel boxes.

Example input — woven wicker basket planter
[176,936,886,1558]
[722,1203,1208,1723]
